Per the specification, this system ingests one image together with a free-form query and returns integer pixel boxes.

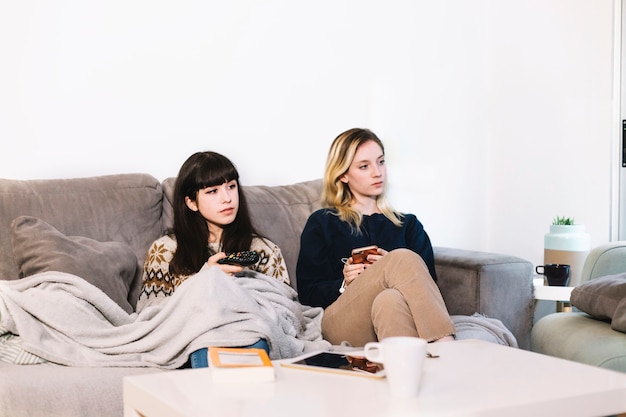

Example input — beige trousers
[321,248,456,346]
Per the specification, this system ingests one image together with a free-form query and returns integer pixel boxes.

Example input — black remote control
[218,250,260,266]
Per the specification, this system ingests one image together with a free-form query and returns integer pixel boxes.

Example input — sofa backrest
[161,178,323,289]
[0,174,166,304]
[0,174,321,300]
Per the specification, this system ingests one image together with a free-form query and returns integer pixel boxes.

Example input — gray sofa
[531,242,626,373]
[0,173,534,417]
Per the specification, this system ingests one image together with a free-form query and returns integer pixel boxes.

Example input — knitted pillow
[10,216,137,313]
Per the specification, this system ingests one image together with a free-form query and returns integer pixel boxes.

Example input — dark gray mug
[535,264,570,286]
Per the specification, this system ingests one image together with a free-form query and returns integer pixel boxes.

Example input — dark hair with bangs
[169,151,262,277]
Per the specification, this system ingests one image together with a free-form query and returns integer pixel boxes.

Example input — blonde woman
[296,128,455,346]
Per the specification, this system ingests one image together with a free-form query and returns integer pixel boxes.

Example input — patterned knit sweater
[136,235,289,312]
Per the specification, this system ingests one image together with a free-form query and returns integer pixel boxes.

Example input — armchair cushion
[531,312,626,371]
[571,273,626,333]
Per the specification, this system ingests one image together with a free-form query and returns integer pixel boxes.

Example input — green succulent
[552,216,575,225]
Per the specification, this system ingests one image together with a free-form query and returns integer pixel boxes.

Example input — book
[207,347,275,383]
[280,350,385,379]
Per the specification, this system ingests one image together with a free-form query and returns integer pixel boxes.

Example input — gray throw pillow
[571,273,626,332]
[10,216,137,313]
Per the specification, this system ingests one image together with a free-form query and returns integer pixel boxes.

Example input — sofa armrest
[434,247,534,350]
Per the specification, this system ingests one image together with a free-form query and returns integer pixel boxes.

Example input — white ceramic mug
[364,336,427,398]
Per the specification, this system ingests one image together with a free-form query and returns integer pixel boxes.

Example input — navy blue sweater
[296,208,437,308]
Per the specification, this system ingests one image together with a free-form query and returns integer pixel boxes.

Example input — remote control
[218,250,260,266]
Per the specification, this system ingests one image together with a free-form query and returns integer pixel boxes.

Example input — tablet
[280,351,385,379]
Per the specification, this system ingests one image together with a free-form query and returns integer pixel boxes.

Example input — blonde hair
[322,128,403,230]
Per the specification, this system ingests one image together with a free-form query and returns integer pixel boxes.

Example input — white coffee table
[124,339,626,417]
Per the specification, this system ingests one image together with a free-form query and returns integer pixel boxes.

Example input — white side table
[533,277,574,312]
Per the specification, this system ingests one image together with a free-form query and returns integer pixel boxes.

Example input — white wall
[0,0,616,269]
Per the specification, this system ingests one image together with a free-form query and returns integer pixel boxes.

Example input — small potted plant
[548,216,586,238]
[552,216,575,226]
[544,215,591,287]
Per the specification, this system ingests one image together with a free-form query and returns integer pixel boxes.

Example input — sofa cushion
[10,216,137,313]
[0,174,165,309]
[571,273,626,332]
[0,363,162,417]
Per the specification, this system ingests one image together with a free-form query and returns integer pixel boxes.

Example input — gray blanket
[451,313,518,348]
[0,268,330,368]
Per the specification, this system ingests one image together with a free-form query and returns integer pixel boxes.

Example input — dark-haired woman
[136,151,290,363]
[138,151,288,311]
